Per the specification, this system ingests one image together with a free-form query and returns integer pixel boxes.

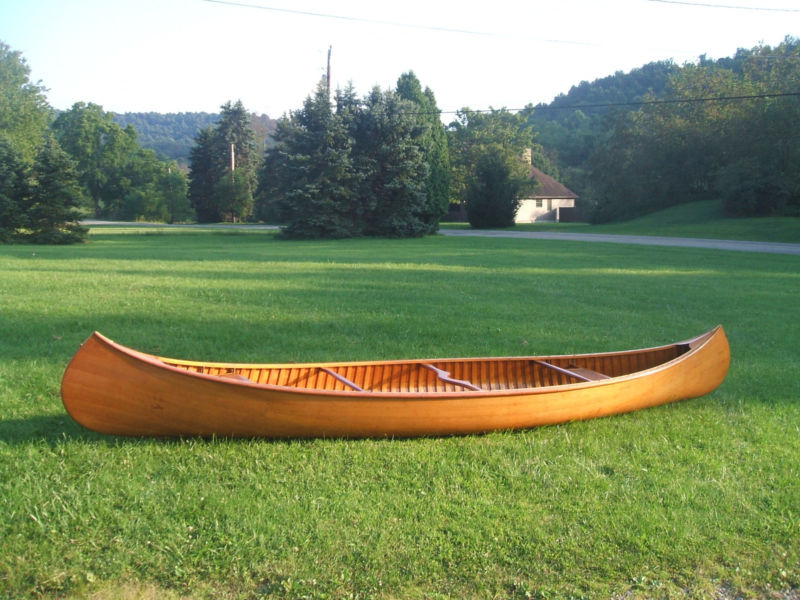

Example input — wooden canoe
[61,326,730,438]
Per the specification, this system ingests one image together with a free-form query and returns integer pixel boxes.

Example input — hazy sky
[2,0,797,117]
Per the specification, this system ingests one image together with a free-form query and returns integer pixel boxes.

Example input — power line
[200,0,600,46]
[428,91,800,116]
[646,0,800,12]
[532,91,800,112]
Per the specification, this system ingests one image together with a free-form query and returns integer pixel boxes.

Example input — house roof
[527,166,578,199]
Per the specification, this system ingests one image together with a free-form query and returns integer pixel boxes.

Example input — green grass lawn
[442,200,800,244]
[1,227,798,599]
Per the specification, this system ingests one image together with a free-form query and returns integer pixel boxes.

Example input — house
[516,151,579,223]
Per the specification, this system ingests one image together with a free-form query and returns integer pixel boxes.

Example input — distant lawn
[442,199,800,243]
[1,228,798,599]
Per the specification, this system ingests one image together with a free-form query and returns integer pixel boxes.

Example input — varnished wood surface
[61,327,730,438]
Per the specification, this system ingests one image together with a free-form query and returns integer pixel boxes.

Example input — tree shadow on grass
[0,414,311,447]
[0,413,123,446]
[0,414,107,445]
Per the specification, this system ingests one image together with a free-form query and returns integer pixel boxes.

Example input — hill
[113,111,277,167]
[529,60,678,170]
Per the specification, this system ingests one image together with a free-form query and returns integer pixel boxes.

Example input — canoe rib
[61,326,730,438]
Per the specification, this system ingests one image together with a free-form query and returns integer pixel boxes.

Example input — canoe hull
[61,327,730,438]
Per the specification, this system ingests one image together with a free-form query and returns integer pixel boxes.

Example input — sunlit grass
[1,228,798,599]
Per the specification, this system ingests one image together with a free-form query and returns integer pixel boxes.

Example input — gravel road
[84,221,800,255]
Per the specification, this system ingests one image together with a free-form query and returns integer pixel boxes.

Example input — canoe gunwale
[84,326,724,400]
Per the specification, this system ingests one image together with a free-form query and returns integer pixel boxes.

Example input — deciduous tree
[448,108,537,226]
[0,41,52,162]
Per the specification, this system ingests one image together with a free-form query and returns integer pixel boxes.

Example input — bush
[466,148,522,228]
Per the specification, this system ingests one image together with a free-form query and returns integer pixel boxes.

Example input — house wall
[516,198,575,223]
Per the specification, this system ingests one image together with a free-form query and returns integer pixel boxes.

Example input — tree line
[1,41,191,243]
[186,71,542,236]
[3,36,798,244]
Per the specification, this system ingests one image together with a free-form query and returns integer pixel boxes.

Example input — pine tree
[354,88,429,237]
[267,81,361,239]
[259,78,446,238]
[188,101,258,222]
[396,72,450,231]
[24,136,87,244]
[188,127,220,222]
[0,136,29,242]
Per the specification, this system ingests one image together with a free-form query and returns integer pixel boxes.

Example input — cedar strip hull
[61,327,730,438]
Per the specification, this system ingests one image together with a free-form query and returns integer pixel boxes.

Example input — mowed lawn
[1,227,798,599]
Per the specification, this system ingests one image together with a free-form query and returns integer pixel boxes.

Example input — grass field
[1,225,798,599]
[442,200,800,244]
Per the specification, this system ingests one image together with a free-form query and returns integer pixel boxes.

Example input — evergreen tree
[188,100,258,222]
[354,87,430,237]
[265,81,361,238]
[188,127,219,222]
[0,136,29,242]
[215,101,258,180]
[23,136,87,244]
[396,72,450,229]
[259,78,447,238]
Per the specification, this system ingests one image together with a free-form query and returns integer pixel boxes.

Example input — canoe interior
[161,343,690,394]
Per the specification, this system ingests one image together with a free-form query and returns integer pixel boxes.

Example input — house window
[535,199,543,208]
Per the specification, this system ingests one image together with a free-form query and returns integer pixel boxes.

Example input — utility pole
[230,143,236,223]
[326,45,332,98]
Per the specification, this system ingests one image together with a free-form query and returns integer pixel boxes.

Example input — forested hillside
[528,37,800,221]
[531,61,678,171]
[113,112,277,166]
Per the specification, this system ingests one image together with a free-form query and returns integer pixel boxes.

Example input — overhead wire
[646,0,800,12]
[528,91,800,112]
[200,0,599,46]
[200,0,799,115]
[420,91,800,116]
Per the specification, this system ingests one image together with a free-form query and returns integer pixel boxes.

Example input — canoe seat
[565,366,610,381]
[218,372,251,382]
[533,360,609,383]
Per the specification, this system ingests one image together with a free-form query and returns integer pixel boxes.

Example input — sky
[1,0,798,118]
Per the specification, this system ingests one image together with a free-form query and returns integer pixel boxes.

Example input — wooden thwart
[422,364,482,391]
[319,367,364,392]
